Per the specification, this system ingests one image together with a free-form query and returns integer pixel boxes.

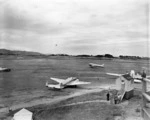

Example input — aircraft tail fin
[130,70,135,78]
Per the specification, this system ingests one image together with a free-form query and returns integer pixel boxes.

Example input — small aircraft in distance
[106,70,150,83]
[0,67,11,72]
[89,63,104,68]
[46,77,91,89]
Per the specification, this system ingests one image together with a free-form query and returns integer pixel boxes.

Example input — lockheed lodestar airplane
[89,63,104,68]
[106,70,150,83]
[46,77,91,89]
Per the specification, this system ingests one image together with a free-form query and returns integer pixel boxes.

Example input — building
[12,108,33,120]
[115,74,134,100]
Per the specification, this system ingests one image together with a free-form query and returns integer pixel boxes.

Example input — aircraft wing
[50,77,65,83]
[147,76,150,78]
[134,74,150,79]
[67,79,91,85]
[134,79,141,83]
[106,73,122,77]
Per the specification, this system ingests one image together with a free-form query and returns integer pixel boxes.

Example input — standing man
[141,68,146,78]
[114,94,118,104]
[106,91,110,101]
[9,107,12,113]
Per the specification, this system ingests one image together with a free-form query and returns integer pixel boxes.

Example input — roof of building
[14,108,32,116]
[122,74,134,81]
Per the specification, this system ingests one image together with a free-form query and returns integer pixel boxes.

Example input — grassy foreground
[33,102,122,120]
[7,89,143,120]
[31,90,123,120]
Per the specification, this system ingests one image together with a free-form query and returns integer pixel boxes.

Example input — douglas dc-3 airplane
[46,77,91,89]
[89,63,104,68]
[106,70,150,83]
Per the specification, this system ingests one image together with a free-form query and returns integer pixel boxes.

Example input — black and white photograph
[0,0,149,120]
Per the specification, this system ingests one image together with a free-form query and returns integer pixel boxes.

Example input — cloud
[0,0,149,56]
[2,7,29,30]
[0,1,69,35]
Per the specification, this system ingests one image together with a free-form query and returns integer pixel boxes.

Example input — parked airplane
[46,77,91,89]
[0,67,11,72]
[89,63,104,68]
[106,70,150,83]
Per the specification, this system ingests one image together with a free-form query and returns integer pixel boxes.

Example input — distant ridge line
[0,49,149,59]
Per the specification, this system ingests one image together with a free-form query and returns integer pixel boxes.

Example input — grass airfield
[0,56,149,120]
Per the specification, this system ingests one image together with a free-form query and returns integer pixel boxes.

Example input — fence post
[142,78,147,117]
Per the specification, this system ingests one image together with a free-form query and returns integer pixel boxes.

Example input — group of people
[114,93,122,104]
[106,91,122,104]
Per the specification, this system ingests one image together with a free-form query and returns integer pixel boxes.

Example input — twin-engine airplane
[89,63,104,68]
[106,70,150,83]
[46,77,91,89]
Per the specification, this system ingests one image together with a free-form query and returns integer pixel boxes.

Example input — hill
[0,49,149,60]
[0,49,43,56]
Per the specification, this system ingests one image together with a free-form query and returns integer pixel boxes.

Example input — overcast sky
[0,0,149,56]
